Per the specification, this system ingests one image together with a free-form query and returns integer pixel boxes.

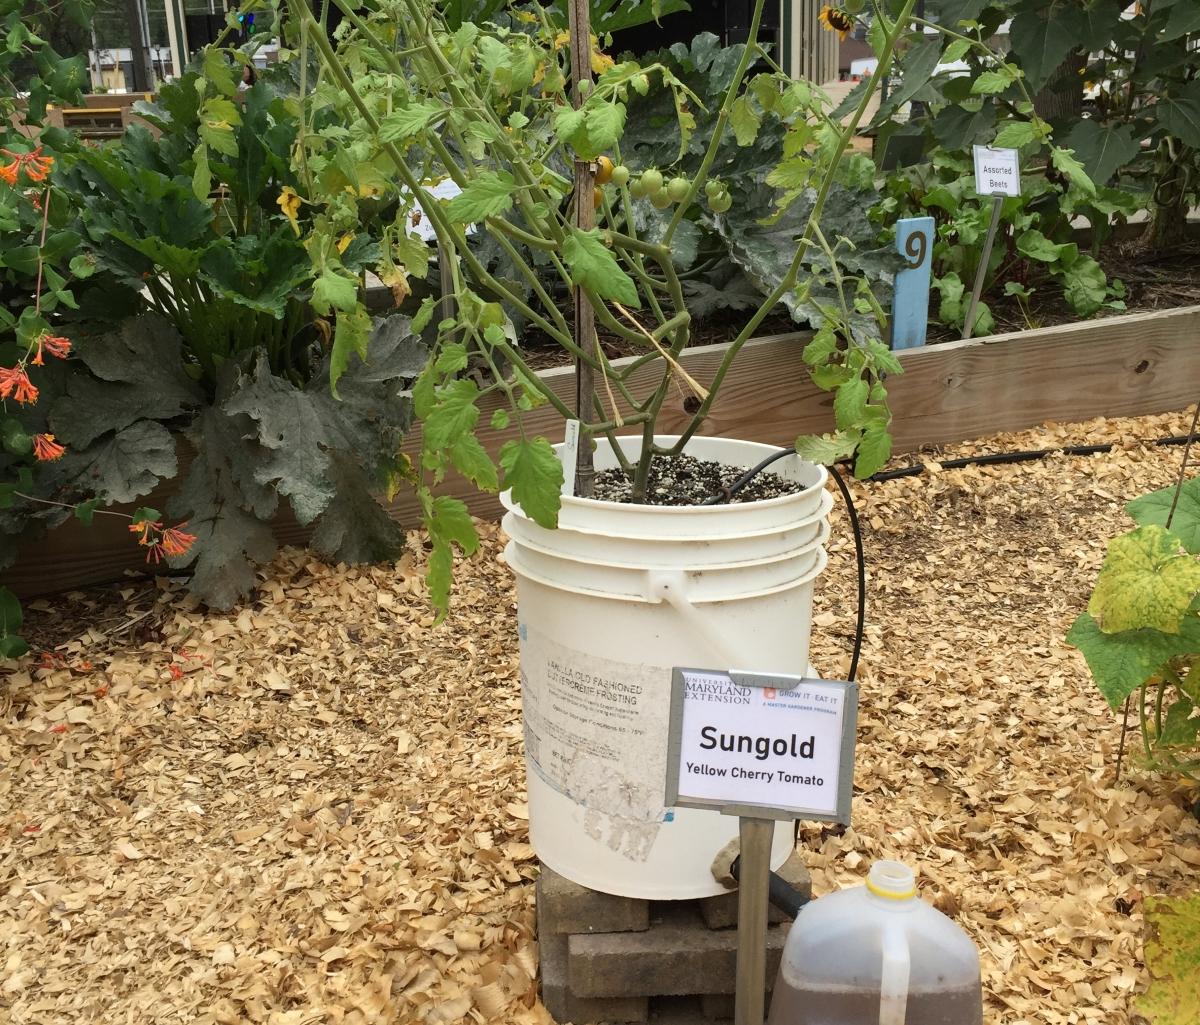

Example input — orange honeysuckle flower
[128,519,161,545]
[0,146,54,185]
[145,541,165,564]
[24,151,54,182]
[32,333,71,365]
[161,523,198,558]
[32,433,65,461]
[0,366,38,405]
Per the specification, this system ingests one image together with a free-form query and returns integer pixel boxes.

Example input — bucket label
[519,626,670,862]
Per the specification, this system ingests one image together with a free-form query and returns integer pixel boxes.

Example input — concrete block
[698,993,734,1020]
[540,930,649,1024]
[567,905,790,998]
[537,864,650,935]
[699,848,812,930]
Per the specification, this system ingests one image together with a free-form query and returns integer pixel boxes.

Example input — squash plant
[1068,471,1200,781]
[0,61,428,628]
[286,0,1055,607]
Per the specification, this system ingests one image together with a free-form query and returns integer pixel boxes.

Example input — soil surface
[591,453,802,505]
[3,407,1199,1025]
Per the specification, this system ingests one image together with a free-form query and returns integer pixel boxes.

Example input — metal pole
[734,817,773,1025]
[567,0,597,498]
[961,194,1004,341]
[164,0,183,82]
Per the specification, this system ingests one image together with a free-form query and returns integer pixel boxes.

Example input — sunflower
[819,5,854,41]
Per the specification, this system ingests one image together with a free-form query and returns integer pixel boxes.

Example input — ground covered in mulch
[3,408,1199,1025]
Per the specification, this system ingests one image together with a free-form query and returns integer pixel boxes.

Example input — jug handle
[879,924,910,1025]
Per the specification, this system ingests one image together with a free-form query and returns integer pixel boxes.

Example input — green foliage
[1070,479,1200,781]
[0,585,28,659]
[288,0,990,610]
[1140,893,1200,1025]
[1129,479,1200,555]
[1088,526,1200,635]
[875,151,1125,332]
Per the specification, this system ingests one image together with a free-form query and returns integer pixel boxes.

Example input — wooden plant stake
[567,0,597,497]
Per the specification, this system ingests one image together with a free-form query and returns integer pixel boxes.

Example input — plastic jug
[767,860,982,1025]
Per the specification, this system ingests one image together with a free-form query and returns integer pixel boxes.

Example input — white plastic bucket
[502,436,832,900]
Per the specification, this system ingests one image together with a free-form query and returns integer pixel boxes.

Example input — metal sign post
[961,195,1004,342]
[666,669,859,1025]
[963,145,1022,341]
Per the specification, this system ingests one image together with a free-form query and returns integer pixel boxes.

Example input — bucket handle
[878,923,910,1025]
[647,569,803,669]
[646,570,746,667]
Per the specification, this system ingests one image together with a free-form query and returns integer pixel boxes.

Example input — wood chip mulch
[3,407,1199,1025]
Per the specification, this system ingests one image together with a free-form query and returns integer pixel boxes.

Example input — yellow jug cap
[866,860,917,900]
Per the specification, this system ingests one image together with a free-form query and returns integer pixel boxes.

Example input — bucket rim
[503,543,829,605]
[500,436,829,519]
[501,488,834,545]
[503,516,832,572]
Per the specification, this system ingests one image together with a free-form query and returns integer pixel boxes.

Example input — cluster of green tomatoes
[593,157,733,214]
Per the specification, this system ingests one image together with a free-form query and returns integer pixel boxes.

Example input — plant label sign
[560,419,580,495]
[665,669,858,823]
[891,215,935,351]
[972,145,1021,197]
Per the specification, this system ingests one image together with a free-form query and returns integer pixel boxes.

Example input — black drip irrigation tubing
[868,434,1194,482]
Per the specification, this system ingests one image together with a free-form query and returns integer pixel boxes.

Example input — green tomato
[650,188,673,209]
[639,168,663,194]
[843,0,865,11]
[704,179,724,200]
[629,176,648,199]
[708,190,732,213]
[666,177,691,202]
[611,164,630,187]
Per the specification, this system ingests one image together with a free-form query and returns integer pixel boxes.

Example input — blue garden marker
[891,216,934,350]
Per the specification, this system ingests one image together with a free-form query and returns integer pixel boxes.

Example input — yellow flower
[552,30,570,50]
[591,49,615,75]
[818,5,854,41]
[514,10,537,23]
[277,186,302,236]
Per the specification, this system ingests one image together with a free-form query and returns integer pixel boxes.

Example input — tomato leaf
[562,228,639,307]
[500,436,563,528]
[444,171,516,223]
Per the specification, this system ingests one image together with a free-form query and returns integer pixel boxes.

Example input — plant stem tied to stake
[568,0,596,498]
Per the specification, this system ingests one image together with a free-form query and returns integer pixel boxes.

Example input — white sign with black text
[972,145,1021,197]
[665,669,857,823]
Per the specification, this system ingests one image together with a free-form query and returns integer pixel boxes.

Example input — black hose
[703,447,867,685]
[868,434,1194,482]
[729,853,812,919]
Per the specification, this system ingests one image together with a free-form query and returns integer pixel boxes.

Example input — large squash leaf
[1088,526,1200,635]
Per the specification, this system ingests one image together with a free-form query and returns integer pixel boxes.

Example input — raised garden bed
[7,304,1200,599]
